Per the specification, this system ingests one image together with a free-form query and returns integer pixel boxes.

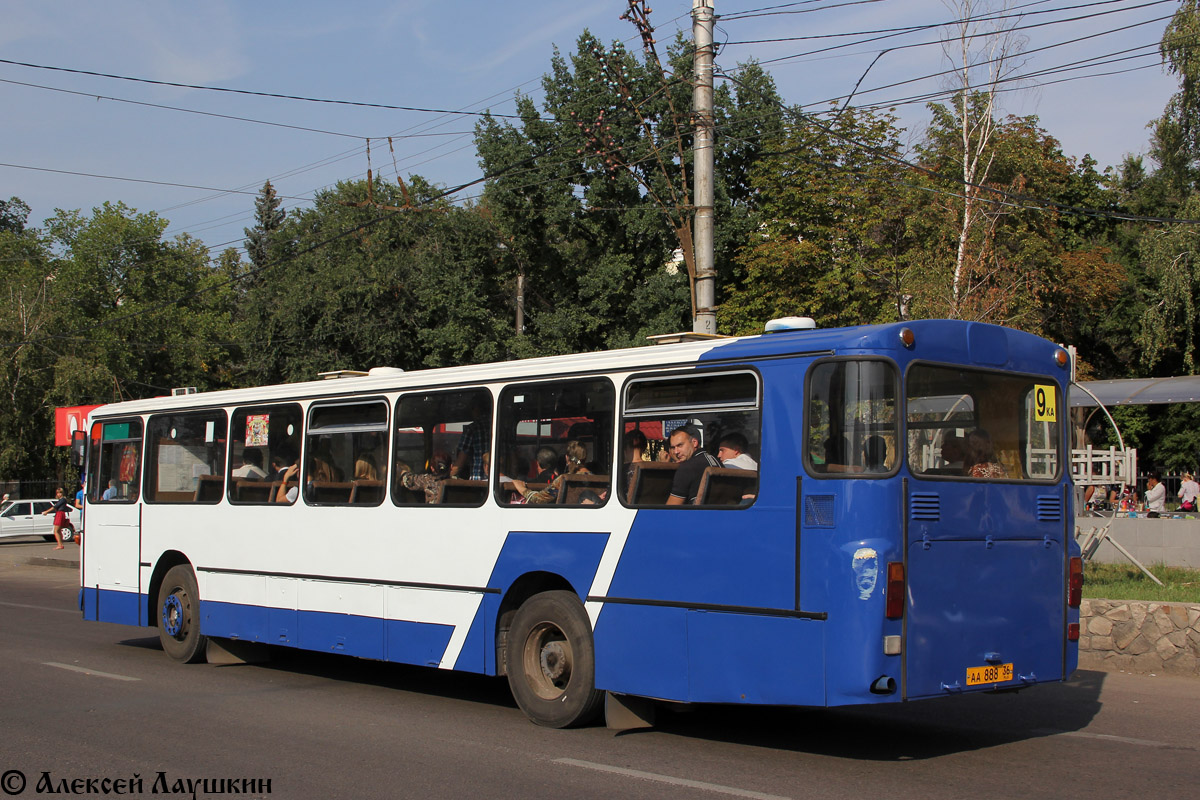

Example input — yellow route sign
[1033,384,1057,422]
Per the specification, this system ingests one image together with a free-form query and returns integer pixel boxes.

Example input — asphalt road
[1,542,1197,800]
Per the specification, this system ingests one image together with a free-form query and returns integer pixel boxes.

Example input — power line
[754,1,1174,66]
[0,78,370,140]
[0,58,535,120]
[722,0,1148,45]
[0,162,314,201]
[723,0,893,21]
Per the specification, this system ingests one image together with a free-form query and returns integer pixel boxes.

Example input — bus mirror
[70,429,86,468]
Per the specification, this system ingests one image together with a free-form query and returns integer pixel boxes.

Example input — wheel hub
[539,641,569,685]
[162,593,185,637]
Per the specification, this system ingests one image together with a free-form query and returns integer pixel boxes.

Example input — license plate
[966,663,1014,686]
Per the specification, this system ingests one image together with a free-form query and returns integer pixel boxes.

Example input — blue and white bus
[76,318,1082,728]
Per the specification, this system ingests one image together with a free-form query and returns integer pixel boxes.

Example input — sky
[0,0,1181,257]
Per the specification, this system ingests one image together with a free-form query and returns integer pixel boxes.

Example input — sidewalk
[0,537,81,570]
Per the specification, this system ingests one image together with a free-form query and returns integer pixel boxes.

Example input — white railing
[1070,445,1137,486]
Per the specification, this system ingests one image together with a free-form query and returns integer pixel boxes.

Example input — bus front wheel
[506,590,603,728]
[158,565,208,664]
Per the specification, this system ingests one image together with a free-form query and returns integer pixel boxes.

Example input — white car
[0,499,81,542]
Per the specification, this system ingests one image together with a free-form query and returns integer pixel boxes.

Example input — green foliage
[0,200,234,480]
[1149,403,1200,473]
[719,106,909,333]
[1152,0,1200,198]
[908,102,1124,337]
[235,177,515,383]
[0,197,31,233]
[244,180,287,271]
[1135,194,1200,373]
[475,31,786,346]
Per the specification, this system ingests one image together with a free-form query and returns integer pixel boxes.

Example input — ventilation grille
[1036,495,1062,522]
[804,495,835,527]
[910,493,941,521]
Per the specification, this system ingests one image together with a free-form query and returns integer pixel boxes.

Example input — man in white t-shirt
[232,449,267,479]
[1145,474,1166,518]
[717,432,758,471]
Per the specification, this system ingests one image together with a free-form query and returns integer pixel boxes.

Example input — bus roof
[88,320,1063,419]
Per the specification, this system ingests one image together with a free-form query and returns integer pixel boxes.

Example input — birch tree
[940,0,1026,317]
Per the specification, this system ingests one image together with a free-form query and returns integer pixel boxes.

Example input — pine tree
[244,181,285,271]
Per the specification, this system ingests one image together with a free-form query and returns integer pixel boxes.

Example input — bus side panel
[604,507,798,609]
[296,610,385,660]
[201,600,270,642]
[685,611,825,705]
[593,603,689,701]
[82,503,142,626]
[800,478,906,705]
[451,593,499,675]
[81,586,140,626]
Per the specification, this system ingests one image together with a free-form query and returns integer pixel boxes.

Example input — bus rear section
[805,339,1079,705]
[903,482,1074,698]
[902,357,1079,698]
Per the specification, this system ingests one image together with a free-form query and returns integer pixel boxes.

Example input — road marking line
[44,662,140,682]
[1037,728,1185,749]
[1,600,75,614]
[554,758,790,800]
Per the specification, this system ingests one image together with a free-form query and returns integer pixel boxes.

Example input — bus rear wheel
[506,590,602,728]
[158,565,208,664]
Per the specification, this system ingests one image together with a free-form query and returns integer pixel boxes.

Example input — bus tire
[157,565,208,664]
[505,590,602,728]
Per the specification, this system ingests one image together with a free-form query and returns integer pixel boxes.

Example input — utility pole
[692,0,716,334]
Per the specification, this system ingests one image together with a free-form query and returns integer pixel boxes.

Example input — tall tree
[235,177,514,383]
[938,0,1027,316]
[244,180,287,271]
[718,106,910,334]
[475,27,786,349]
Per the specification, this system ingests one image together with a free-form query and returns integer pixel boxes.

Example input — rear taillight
[1067,623,1080,641]
[885,561,905,619]
[1068,557,1083,608]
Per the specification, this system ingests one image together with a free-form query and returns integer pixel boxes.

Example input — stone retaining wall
[1079,598,1200,676]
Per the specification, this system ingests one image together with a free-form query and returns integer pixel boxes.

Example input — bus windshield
[906,363,1060,481]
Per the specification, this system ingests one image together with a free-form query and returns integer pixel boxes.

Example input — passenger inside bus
[450,396,491,481]
[510,440,591,504]
[863,435,888,471]
[532,447,559,483]
[965,429,1008,479]
[354,452,379,481]
[232,449,266,479]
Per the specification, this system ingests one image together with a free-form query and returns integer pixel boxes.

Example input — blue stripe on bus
[82,586,141,626]
[485,530,611,602]
[452,593,499,675]
[199,599,455,667]
[442,531,612,676]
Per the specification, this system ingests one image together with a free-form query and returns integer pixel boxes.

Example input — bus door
[83,419,144,625]
[903,369,1067,699]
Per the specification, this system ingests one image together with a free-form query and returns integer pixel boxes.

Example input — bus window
[807,360,898,477]
[305,400,389,506]
[393,388,492,506]
[622,370,760,506]
[906,364,1061,481]
[144,412,228,503]
[227,404,302,505]
[88,419,144,503]
[496,379,613,506]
